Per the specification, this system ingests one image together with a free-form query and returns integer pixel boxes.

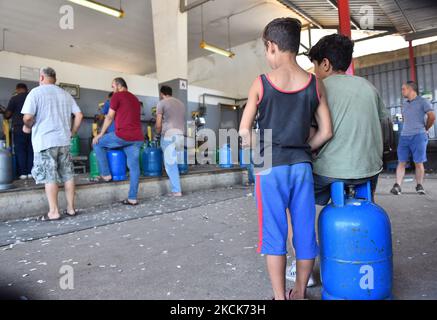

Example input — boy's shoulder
[324,74,374,91]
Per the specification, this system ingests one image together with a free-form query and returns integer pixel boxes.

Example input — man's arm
[239,78,261,148]
[426,111,436,131]
[93,109,115,145]
[155,113,163,136]
[21,91,37,134]
[308,80,333,151]
[71,112,84,136]
[22,114,35,134]
[377,93,389,120]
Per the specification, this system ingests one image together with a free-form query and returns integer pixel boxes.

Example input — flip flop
[63,209,79,217]
[288,289,308,300]
[37,213,62,222]
[122,200,139,206]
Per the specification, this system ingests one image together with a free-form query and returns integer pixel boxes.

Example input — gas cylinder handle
[330,182,345,207]
[330,181,373,207]
[355,181,373,202]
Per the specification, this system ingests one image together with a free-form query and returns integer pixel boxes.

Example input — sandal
[288,289,307,300]
[37,213,62,222]
[97,176,112,183]
[122,200,139,206]
[63,209,79,217]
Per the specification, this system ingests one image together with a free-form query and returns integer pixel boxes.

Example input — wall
[187,38,314,99]
[0,51,245,155]
[356,53,437,140]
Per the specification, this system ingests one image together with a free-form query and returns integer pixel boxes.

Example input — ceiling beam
[393,0,416,33]
[325,0,361,30]
[180,0,211,13]
[276,0,324,29]
[323,25,398,33]
[354,31,397,43]
[404,28,437,41]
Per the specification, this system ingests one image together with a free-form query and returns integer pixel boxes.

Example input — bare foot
[169,192,182,197]
[288,289,306,300]
[38,212,61,221]
[65,209,77,217]
[101,175,112,182]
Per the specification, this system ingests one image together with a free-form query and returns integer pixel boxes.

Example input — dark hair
[160,85,173,96]
[405,81,418,93]
[108,92,114,98]
[262,17,302,53]
[113,77,128,89]
[308,34,355,72]
[16,83,28,91]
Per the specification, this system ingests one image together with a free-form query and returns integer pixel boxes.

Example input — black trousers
[13,130,34,176]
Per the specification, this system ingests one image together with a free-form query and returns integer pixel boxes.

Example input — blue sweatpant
[255,163,319,259]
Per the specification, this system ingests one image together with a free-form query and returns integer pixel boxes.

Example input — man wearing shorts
[22,67,83,221]
[391,81,435,195]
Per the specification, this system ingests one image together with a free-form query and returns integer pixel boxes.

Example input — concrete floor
[0,174,436,300]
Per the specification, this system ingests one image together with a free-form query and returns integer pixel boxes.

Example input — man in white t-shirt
[21,67,83,221]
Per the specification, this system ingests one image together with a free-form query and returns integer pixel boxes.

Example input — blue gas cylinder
[219,144,233,169]
[143,141,163,177]
[107,150,127,181]
[177,148,189,175]
[318,182,393,300]
[239,148,251,168]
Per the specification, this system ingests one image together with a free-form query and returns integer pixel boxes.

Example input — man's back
[22,84,81,152]
[157,97,186,136]
[313,75,386,179]
[110,91,143,141]
[7,92,28,130]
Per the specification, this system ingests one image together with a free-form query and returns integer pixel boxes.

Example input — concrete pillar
[151,0,188,108]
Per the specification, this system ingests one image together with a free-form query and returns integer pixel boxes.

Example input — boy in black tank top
[239,18,333,300]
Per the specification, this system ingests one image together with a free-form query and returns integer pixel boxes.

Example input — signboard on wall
[180,79,188,91]
[20,66,40,82]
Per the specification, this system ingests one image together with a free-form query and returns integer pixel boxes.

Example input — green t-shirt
[313,74,387,179]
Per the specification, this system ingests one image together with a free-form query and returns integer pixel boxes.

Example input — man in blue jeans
[391,81,435,195]
[93,78,144,205]
[156,86,186,197]
[2,83,34,180]
[98,92,115,133]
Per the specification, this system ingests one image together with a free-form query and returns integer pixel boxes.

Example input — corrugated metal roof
[376,0,437,34]
[279,0,437,39]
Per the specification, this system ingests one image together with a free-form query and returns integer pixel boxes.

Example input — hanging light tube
[199,5,235,58]
[68,0,124,18]
[200,41,235,58]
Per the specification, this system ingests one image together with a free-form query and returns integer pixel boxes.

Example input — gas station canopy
[275,0,437,40]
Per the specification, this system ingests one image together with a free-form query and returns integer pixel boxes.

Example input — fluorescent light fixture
[200,41,235,58]
[68,0,124,18]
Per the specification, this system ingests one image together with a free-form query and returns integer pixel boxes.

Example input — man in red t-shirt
[93,78,144,205]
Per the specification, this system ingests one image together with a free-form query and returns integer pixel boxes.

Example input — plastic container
[219,144,233,169]
[70,135,81,157]
[177,148,189,175]
[89,150,100,179]
[142,141,163,177]
[107,150,127,181]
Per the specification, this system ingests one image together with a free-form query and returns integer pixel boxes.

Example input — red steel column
[338,0,355,75]
[408,40,416,82]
